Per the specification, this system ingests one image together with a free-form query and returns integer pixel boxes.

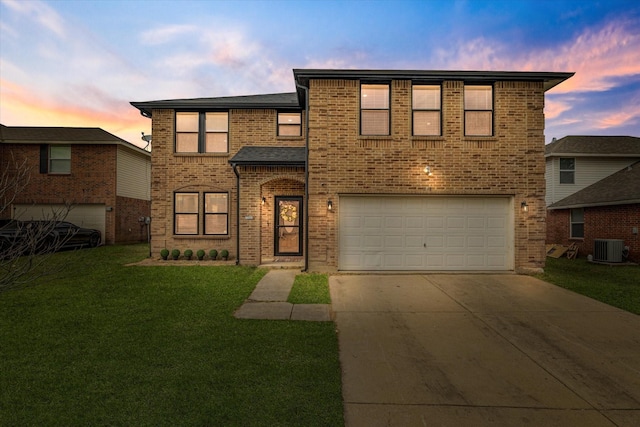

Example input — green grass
[538,257,640,314]
[287,273,331,304]
[0,245,343,426]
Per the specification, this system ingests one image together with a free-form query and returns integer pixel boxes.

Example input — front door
[275,196,302,256]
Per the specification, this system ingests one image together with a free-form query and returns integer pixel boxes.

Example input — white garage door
[339,196,513,271]
[13,204,106,243]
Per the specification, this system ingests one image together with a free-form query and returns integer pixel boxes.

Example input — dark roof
[131,92,300,117]
[545,136,640,157]
[229,146,305,167]
[548,161,640,209]
[0,124,148,155]
[293,69,574,91]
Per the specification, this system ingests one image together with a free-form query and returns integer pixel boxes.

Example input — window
[176,112,228,153]
[464,85,493,136]
[174,192,229,236]
[204,192,228,235]
[49,145,71,174]
[559,158,575,184]
[361,84,389,135]
[413,85,441,136]
[174,193,199,235]
[278,112,301,136]
[570,208,584,239]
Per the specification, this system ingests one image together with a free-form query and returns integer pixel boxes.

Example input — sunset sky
[1,0,639,148]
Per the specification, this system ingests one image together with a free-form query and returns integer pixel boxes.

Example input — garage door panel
[339,196,512,271]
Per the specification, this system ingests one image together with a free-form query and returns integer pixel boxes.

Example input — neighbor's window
[49,145,71,174]
[464,85,493,136]
[361,84,389,136]
[204,192,229,235]
[570,208,584,238]
[175,112,228,153]
[559,157,575,184]
[413,85,441,136]
[174,192,199,235]
[278,112,302,136]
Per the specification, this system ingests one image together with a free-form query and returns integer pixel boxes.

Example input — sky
[1,0,639,148]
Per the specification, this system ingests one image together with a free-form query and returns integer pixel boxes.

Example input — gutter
[232,163,241,265]
[296,81,310,272]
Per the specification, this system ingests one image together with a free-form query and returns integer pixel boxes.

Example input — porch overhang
[228,146,306,167]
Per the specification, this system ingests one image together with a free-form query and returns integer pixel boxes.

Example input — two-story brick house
[0,125,151,245]
[131,69,573,272]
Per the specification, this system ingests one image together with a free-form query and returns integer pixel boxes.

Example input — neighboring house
[545,136,640,261]
[0,124,151,245]
[131,69,573,273]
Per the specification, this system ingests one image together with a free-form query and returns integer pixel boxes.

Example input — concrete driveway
[330,274,640,426]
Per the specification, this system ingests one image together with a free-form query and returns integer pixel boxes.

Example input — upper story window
[361,84,389,136]
[464,85,493,136]
[175,112,228,153]
[40,145,71,174]
[278,112,302,136]
[412,85,441,136]
[174,191,229,236]
[559,157,575,184]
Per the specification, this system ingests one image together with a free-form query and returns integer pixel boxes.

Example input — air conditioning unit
[593,239,624,263]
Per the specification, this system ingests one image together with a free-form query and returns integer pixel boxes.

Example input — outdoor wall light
[261,197,266,206]
[424,166,433,176]
[327,200,333,211]
[521,201,529,212]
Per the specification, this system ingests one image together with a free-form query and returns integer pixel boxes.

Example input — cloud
[1,0,66,37]
[139,24,197,45]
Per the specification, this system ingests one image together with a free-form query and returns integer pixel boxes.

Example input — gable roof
[545,136,640,157]
[130,92,300,118]
[229,146,305,167]
[0,124,149,156]
[548,161,640,209]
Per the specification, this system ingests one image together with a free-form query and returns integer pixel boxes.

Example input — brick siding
[151,78,548,271]
[547,205,640,261]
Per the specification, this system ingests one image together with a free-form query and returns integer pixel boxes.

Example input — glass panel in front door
[275,197,302,256]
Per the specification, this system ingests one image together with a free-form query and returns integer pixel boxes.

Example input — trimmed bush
[196,249,205,260]
[220,249,229,260]
[184,249,193,260]
[209,249,218,260]
[171,249,180,260]
[160,248,169,260]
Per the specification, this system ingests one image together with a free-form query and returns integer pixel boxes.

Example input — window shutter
[39,144,48,174]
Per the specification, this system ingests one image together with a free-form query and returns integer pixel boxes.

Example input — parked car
[0,220,101,256]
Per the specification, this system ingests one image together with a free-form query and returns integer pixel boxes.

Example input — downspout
[296,81,310,272]
[232,163,240,265]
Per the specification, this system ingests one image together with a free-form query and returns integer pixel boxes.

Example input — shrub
[184,249,193,260]
[160,248,169,260]
[196,249,205,260]
[209,249,218,260]
[171,249,180,260]
[220,249,229,260]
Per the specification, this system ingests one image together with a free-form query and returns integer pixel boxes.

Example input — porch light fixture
[521,201,529,212]
[423,166,433,176]
[261,197,266,205]
[327,200,333,211]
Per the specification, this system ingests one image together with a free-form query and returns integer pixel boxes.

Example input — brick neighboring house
[131,69,573,273]
[0,125,151,245]
[545,136,640,261]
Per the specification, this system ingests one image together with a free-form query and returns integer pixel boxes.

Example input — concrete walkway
[234,269,332,321]
[331,274,640,427]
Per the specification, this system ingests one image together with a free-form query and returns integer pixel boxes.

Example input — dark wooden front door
[275,196,302,256]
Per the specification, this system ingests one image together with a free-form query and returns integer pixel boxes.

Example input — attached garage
[13,204,106,244]
[339,196,513,271]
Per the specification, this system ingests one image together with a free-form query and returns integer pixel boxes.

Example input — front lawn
[539,257,640,315]
[287,273,331,304]
[0,245,343,426]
